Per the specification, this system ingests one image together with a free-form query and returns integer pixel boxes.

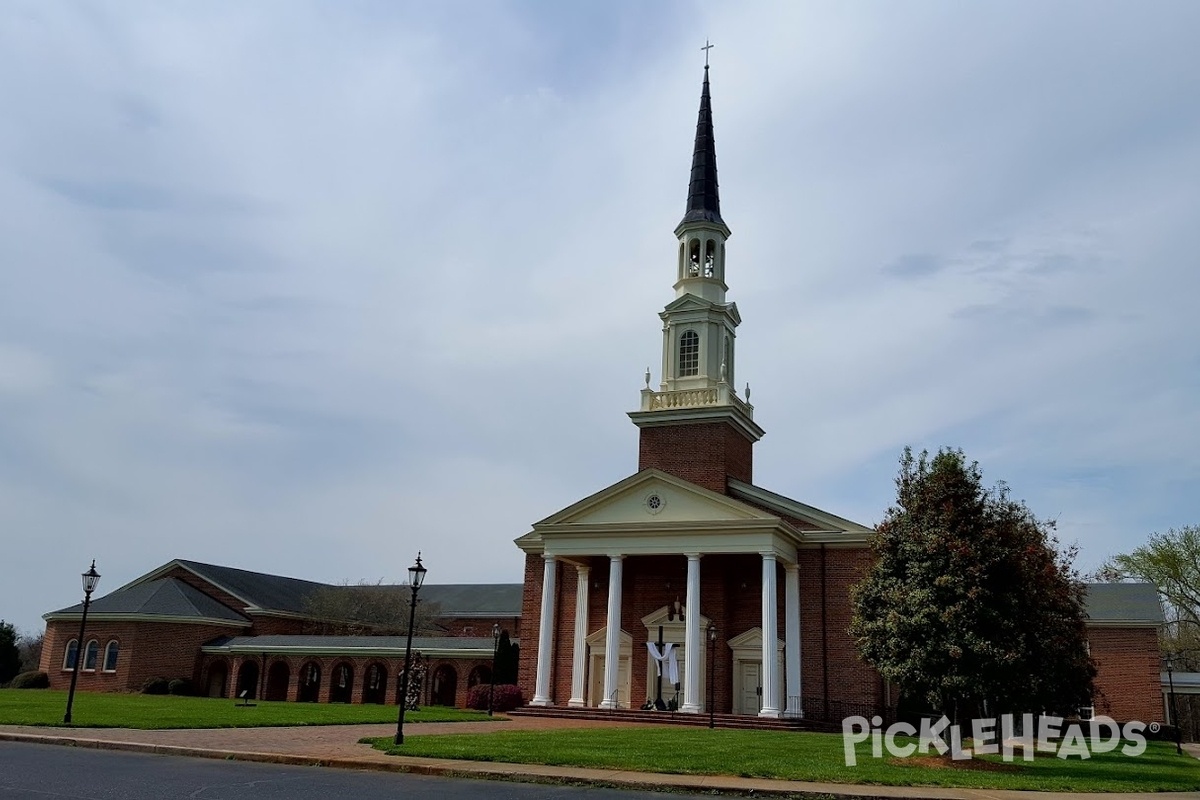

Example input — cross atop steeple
[701,39,714,68]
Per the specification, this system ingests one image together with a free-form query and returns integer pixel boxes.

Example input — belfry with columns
[514,64,885,721]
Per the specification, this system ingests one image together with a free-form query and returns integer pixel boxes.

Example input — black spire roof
[678,65,725,229]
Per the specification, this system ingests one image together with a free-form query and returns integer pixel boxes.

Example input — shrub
[466,683,523,712]
[167,678,194,696]
[141,676,170,695]
[8,670,49,689]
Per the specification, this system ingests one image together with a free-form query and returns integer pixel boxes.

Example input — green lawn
[0,689,497,729]
[366,727,1200,792]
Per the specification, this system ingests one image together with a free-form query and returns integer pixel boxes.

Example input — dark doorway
[298,662,321,702]
[236,660,260,700]
[205,662,228,698]
[431,665,457,707]
[363,663,387,704]
[330,662,354,704]
[265,661,290,701]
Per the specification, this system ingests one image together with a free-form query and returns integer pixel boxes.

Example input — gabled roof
[533,468,778,528]
[44,577,250,626]
[114,559,519,618]
[1084,582,1163,627]
[174,560,328,614]
[727,479,873,541]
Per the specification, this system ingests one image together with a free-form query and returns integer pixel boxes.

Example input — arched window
[83,639,100,671]
[62,639,79,671]
[103,640,119,672]
[688,239,701,276]
[704,240,716,278]
[679,330,699,377]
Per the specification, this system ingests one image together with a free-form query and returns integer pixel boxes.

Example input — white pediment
[536,469,776,528]
[727,626,784,654]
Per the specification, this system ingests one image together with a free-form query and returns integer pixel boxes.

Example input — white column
[530,554,557,706]
[784,562,802,718]
[599,555,624,709]
[568,565,590,708]
[681,553,702,713]
[759,552,781,718]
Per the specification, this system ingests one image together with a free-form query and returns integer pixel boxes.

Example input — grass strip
[0,689,498,729]
[365,727,1200,791]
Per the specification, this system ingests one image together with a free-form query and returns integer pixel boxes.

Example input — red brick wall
[41,619,245,692]
[638,421,753,492]
[245,615,308,636]
[517,553,545,697]
[1089,626,1162,723]
[437,617,520,638]
[799,546,882,715]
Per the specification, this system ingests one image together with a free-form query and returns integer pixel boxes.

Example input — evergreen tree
[494,629,519,684]
[0,621,21,685]
[850,447,1095,720]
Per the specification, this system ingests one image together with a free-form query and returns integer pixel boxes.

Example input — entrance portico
[517,469,807,718]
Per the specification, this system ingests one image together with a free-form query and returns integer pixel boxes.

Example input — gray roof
[1084,582,1163,624]
[177,560,328,614]
[417,584,521,616]
[48,577,250,623]
[203,634,501,653]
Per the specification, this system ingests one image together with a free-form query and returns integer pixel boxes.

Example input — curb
[0,731,929,800]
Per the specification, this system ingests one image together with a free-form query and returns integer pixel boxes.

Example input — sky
[2,1,1198,636]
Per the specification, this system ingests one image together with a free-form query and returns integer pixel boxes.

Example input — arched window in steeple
[679,330,699,377]
[688,239,701,277]
[704,240,716,278]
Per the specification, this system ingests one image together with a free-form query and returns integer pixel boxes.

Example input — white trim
[200,643,493,659]
[45,612,251,627]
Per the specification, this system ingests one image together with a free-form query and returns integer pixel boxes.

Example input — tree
[1100,525,1200,633]
[301,580,443,636]
[494,629,519,684]
[18,629,43,674]
[0,621,21,685]
[850,447,1095,720]
[1100,525,1200,738]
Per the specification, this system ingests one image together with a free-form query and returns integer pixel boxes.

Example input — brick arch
[329,661,355,704]
[204,659,229,698]
[297,661,322,702]
[362,662,388,704]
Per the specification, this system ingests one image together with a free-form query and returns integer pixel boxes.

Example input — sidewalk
[1,719,1197,800]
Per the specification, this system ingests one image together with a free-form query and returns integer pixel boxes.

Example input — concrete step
[507,705,837,732]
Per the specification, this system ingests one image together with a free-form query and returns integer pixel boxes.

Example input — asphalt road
[0,742,701,799]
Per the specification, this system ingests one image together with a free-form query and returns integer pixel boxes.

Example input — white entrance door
[740,661,763,715]
[588,653,631,708]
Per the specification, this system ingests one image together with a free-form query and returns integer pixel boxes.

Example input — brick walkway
[0,715,638,762]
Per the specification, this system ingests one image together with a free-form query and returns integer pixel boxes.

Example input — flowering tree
[850,447,1095,721]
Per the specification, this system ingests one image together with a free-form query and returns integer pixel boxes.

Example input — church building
[511,65,1164,725]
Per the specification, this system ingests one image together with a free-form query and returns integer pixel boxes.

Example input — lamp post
[63,561,101,725]
[707,623,718,729]
[488,622,501,716]
[1165,652,1182,755]
[393,553,427,746]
